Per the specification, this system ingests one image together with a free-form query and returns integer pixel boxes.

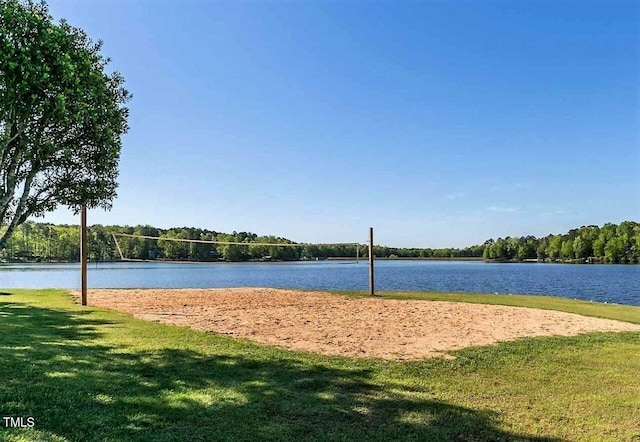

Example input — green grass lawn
[0,289,639,441]
[362,291,640,325]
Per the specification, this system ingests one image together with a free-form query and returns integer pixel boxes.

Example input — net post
[368,227,374,296]
[81,205,88,306]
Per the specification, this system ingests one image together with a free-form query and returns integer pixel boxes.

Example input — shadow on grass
[0,300,562,442]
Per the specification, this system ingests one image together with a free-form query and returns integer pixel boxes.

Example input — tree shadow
[0,300,563,442]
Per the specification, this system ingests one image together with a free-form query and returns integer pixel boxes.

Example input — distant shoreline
[3,257,638,265]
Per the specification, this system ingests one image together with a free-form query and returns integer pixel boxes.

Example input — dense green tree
[593,234,606,260]
[548,236,562,260]
[604,237,623,263]
[0,0,130,249]
[3,220,639,264]
[573,236,586,259]
[159,230,190,260]
[561,240,574,260]
[579,225,598,257]
[536,238,548,260]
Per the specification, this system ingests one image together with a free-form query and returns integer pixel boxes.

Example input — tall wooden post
[81,205,88,306]
[368,227,374,296]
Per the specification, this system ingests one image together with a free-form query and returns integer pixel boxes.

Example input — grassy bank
[0,289,639,441]
[377,291,640,325]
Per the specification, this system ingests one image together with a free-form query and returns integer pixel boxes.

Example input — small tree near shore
[0,0,130,248]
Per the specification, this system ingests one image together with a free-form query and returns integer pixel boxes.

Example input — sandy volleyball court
[77,288,640,360]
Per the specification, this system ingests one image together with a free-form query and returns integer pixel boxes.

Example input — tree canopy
[2,220,638,264]
[0,0,129,247]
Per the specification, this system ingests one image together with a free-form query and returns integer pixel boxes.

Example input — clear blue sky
[41,0,639,248]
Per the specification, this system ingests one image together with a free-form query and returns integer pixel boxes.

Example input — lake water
[0,260,638,306]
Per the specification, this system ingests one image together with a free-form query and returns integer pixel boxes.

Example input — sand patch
[75,288,640,360]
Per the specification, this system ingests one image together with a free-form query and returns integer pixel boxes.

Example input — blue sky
[41,0,639,248]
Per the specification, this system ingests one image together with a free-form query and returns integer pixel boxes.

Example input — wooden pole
[368,227,374,296]
[81,205,87,306]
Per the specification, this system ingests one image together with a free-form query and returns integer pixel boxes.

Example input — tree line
[0,221,638,264]
[481,221,640,263]
[0,223,361,262]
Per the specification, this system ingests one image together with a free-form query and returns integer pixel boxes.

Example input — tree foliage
[0,0,130,247]
[4,220,637,264]
[482,221,640,264]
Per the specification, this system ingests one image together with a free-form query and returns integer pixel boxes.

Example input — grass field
[0,289,639,441]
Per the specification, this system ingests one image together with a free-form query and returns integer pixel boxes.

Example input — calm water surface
[0,260,638,306]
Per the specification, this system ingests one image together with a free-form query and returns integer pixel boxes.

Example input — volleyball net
[110,233,366,263]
